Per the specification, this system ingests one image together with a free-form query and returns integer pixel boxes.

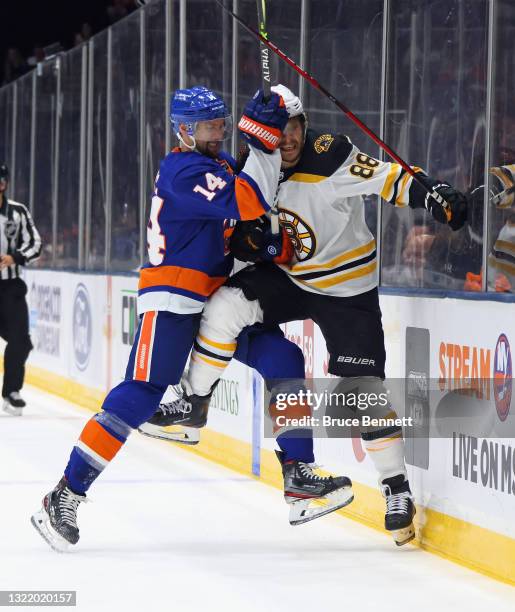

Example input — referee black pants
[0,278,33,397]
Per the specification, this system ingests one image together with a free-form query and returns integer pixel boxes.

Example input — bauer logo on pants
[73,283,92,371]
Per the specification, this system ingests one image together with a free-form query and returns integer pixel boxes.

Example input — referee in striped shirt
[0,163,41,416]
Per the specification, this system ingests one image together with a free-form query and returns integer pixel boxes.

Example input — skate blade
[138,423,200,445]
[3,403,22,416]
[289,487,354,526]
[391,523,415,547]
[31,509,71,553]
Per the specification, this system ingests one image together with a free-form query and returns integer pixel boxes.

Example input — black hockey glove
[230,217,293,264]
[425,183,468,231]
[238,90,289,153]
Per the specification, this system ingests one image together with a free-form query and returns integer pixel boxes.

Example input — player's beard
[197,141,222,159]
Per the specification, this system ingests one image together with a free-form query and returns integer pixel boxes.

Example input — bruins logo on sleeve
[313,134,334,154]
[278,208,316,261]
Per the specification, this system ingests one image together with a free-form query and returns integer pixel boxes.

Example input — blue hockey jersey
[138,146,282,314]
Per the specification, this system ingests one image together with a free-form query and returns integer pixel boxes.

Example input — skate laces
[59,488,85,528]
[298,462,331,482]
[159,398,192,416]
[384,489,412,515]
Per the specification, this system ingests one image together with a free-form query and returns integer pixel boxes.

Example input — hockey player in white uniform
[145,85,468,545]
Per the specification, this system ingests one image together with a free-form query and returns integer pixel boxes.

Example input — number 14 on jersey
[193,173,227,201]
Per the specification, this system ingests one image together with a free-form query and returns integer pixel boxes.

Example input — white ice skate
[2,392,26,416]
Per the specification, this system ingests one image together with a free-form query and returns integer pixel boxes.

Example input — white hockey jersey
[276,129,425,297]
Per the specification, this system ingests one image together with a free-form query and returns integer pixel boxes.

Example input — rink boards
[10,269,515,585]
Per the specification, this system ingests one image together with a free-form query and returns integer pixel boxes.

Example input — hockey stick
[215,0,453,219]
[255,0,280,231]
[256,0,271,98]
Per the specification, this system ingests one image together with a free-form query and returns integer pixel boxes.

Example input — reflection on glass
[87,32,108,270]
[381,0,489,291]
[305,0,383,239]
[32,65,56,268]
[13,74,33,210]
[485,166,515,293]
[144,0,167,235]
[55,48,83,269]
[110,14,141,272]
[0,87,13,169]
[485,0,515,293]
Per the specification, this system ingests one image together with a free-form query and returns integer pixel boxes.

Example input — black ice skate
[381,475,416,546]
[31,477,87,552]
[138,384,215,445]
[2,391,26,416]
[277,451,354,525]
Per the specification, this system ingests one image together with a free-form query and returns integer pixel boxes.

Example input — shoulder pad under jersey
[157,150,230,193]
[289,129,353,179]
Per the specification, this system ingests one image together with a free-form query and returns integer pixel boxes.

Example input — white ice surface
[0,386,514,612]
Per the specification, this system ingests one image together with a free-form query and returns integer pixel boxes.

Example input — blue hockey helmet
[170,86,232,140]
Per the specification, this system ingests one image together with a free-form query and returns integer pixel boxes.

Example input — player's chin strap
[176,131,197,152]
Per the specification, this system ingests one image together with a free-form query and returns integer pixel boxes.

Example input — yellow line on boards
[5,360,514,586]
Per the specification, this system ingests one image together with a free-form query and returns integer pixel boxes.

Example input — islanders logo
[73,283,92,372]
[493,333,512,421]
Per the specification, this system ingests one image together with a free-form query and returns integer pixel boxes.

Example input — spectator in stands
[73,23,93,47]
[107,0,138,25]
[27,47,46,67]
[3,48,29,84]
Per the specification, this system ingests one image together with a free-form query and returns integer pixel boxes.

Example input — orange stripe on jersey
[134,311,157,381]
[138,266,226,297]
[234,177,268,220]
[79,419,124,462]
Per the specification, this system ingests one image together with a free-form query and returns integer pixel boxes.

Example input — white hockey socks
[188,286,264,395]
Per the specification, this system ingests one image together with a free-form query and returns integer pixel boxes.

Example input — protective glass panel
[86,32,108,270]
[380,0,489,290]
[33,64,58,267]
[486,1,515,293]
[0,85,14,172]
[305,0,384,238]
[237,0,301,158]
[144,0,167,252]
[185,0,234,153]
[110,13,141,272]
[55,47,84,269]
[13,73,33,209]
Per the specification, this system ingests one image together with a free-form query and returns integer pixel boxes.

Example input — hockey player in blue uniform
[29,86,295,551]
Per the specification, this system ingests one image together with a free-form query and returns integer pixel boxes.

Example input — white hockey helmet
[271,84,304,119]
